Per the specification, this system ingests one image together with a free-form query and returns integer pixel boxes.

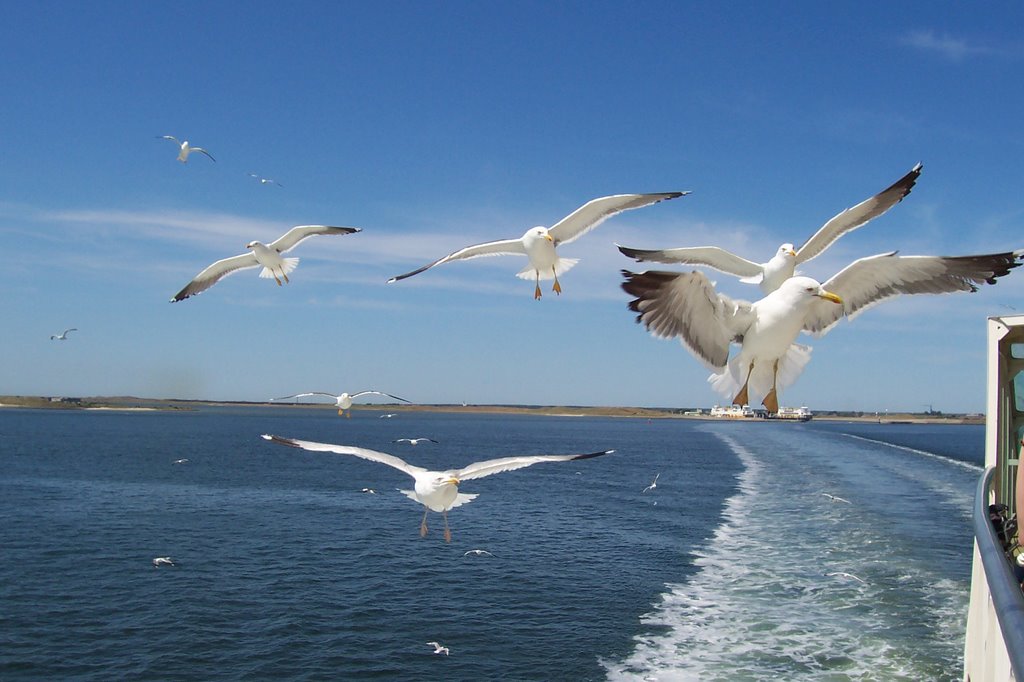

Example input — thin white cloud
[900,29,999,62]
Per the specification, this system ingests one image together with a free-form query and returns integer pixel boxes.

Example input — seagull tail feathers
[447,492,479,509]
[517,258,578,280]
[708,344,813,405]
[259,258,299,279]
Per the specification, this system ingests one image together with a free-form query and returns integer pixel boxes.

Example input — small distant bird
[50,328,77,341]
[159,135,216,163]
[427,641,450,656]
[393,438,439,446]
[173,458,190,465]
[171,224,361,301]
[388,192,687,299]
[827,571,867,584]
[361,488,377,494]
[642,473,660,493]
[463,549,495,558]
[379,413,397,419]
[152,557,175,568]
[821,492,851,504]
[262,434,614,543]
[618,163,922,294]
[272,390,410,417]
[248,172,283,187]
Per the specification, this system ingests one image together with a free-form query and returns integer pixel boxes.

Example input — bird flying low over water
[618,163,922,294]
[50,328,77,340]
[393,438,439,446]
[427,641,450,656]
[171,225,360,301]
[622,249,1023,413]
[152,556,175,568]
[388,192,687,299]
[159,135,216,163]
[261,434,614,542]
[271,390,410,417]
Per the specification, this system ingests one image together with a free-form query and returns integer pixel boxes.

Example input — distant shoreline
[0,395,984,425]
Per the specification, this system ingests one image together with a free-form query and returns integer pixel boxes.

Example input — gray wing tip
[572,449,615,461]
[262,434,302,448]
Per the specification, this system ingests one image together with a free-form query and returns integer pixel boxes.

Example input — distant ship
[708,405,812,421]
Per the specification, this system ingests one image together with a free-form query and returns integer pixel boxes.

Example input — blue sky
[3,2,1022,412]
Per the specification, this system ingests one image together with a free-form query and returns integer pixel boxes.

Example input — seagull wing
[622,269,754,370]
[350,390,411,403]
[795,163,922,265]
[271,392,339,401]
[171,252,259,302]
[64,328,78,335]
[191,147,217,162]
[387,238,527,283]
[261,435,428,477]
[548,192,687,246]
[804,249,1023,336]
[455,449,614,481]
[617,244,763,278]
[268,225,362,253]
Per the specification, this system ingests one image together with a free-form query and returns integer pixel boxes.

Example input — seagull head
[246,240,260,250]
[522,226,553,244]
[782,276,842,304]
[778,243,797,259]
[434,474,460,488]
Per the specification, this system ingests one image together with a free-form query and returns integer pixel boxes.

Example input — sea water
[0,408,980,680]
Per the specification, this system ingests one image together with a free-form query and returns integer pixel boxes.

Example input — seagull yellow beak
[819,291,843,304]
[544,233,554,243]
[446,477,460,486]
[787,248,797,257]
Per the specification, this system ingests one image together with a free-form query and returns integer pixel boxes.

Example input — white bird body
[172,225,360,301]
[388,192,686,299]
[50,328,77,340]
[623,249,1022,412]
[618,164,923,293]
[272,390,409,417]
[262,434,613,542]
[160,135,216,163]
[394,438,438,445]
[642,473,660,493]
[427,641,450,655]
[152,556,175,567]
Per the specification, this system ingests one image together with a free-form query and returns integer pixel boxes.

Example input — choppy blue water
[0,408,982,680]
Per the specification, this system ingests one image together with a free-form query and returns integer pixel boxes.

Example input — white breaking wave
[840,432,983,473]
[604,428,970,681]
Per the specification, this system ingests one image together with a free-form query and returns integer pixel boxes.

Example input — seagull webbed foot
[534,284,542,300]
[762,389,779,414]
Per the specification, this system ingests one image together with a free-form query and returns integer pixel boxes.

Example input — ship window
[1012,343,1024,359]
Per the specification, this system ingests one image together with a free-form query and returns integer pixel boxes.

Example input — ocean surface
[0,407,983,680]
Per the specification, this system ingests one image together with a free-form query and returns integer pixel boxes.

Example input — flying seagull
[463,549,495,557]
[159,135,216,163]
[262,434,614,542]
[271,390,410,417]
[388,192,687,299]
[393,438,439,446]
[360,488,377,494]
[821,492,851,504]
[152,556,175,568]
[173,458,190,465]
[50,328,77,341]
[622,249,1023,413]
[618,164,922,293]
[248,172,283,187]
[827,571,867,584]
[642,473,660,493]
[426,641,450,656]
[171,224,360,301]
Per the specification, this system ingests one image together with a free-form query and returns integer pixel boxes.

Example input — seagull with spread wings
[388,192,687,299]
[50,328,77,341]
[618,164,922,293]
[262,434,613,542]
[171,224,360,301]
[271,390,409,417]
[159,135,216,163]
[622,249,1022,413]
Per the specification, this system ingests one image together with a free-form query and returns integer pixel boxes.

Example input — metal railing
[975,466,1024,678]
